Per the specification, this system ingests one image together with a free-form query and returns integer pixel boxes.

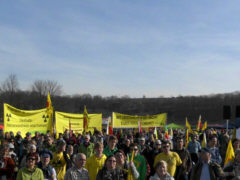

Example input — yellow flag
[127,151,134,180]
[201,133,207,148]
[154,127,158,140]
[185,129,189,148]
[233,128,236,140]
[186,118,193,133]
[202,121,207,131]
[224,140,235,165]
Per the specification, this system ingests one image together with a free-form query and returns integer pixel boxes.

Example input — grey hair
[74,153,86,162]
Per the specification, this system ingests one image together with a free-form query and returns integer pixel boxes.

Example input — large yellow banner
[55,111,102,135]
[4,103,52,136]
[112,112,167,128]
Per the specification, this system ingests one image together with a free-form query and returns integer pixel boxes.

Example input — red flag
[109,125,113,135]
[138,119,142,133]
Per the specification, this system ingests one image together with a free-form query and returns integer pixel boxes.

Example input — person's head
[114,150,125,164]
[74,153,87,169]
[26,153,38,168]
[40,150,52,166]
[154,140,162,150]
[67,145,73,155]
[0,145,9,158]
[29,144,37,153]
[46,136,53,145]
[208,135,218,148]
[235,149,240,163]
[233,138,240,150]
[176,137,184,150]
[125,139,130,147]
[108,136,117,150]
[200,148,211,163]
[105,155,117,170]
[139,137,145,146]
[162,140,171,154]
[94,142,104,156]
[26,132,32,141]
[84,135,90,143]
[130,143,139,157]
[191,134,198,142]
[57,140,66,152]
[155,160,168,177]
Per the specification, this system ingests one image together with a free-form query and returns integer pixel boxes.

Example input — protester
[103,135,118,157]
[224,149,240,180]
[96,155,126,180]
[64,153,89,180]
[0,145,15,180]
[85,142,107,180]
[16,152,44,180]
[37,149,57,180]
[149,160,174,180]
[129,143,147,180]
[114,149,139,179]
[190,147,225,180]
[174,136,192,180]
[78,135,94,158]
[187,133,201,163]
[51,140,69,180]
[154,140,182,177]
[207,135,222,164]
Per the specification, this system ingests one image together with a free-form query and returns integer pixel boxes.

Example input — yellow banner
[4,103,52,136]
[112,112,167,128]
[55,111,102,135]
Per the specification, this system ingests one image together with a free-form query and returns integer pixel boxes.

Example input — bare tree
[31,80,62,96]
[1,74,19,93]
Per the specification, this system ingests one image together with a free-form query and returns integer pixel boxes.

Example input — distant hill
[1,91,240,125]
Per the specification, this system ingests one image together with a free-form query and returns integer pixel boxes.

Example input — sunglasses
[108,160,116,163]
[28,158,36,161]
[130,148,138,151]
[163,146,170,148]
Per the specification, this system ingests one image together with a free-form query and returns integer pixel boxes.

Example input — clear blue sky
[1,0,240,98]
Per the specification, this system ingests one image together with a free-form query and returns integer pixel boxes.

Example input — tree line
[0,74,239,125]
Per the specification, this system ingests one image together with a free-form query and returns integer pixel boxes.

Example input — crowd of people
[0,127,239,180]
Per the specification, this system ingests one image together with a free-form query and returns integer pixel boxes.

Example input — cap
[140,137,145,141]
[26,132,31,137]
[40,149,53,159]
[200,147,211,154]
[42,153,51,158]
